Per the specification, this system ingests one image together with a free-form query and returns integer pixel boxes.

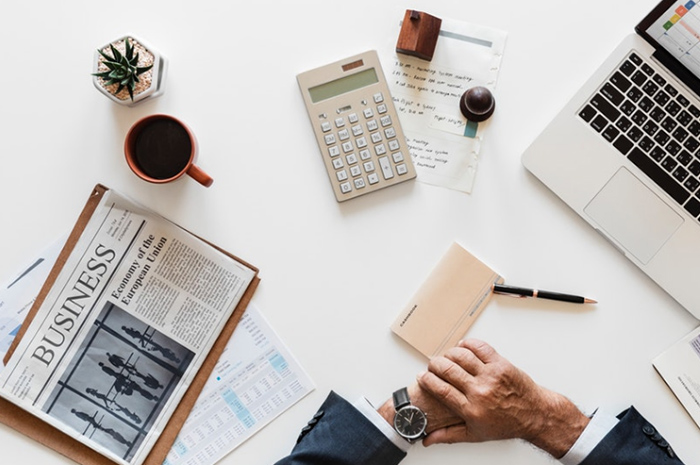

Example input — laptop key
[628,127,644,142]
[639,96,654,112]
[628,148,690,204]
[685,177,700,194]
[652,73,667,87]
[684,136,699,153]
[678,150,693,166]
[602,125,620,142]
[631,110,647,126]
[639,136,655,152]
[665,83,678,97]
[653,91,670,106]
[650,146,666,162]
[684,198,700,217]
[649,106,666,122]
[602,83,625,105]
[689,121,700,137]
[591,94,621,121]
[629,53,642,66]
[677,94,691,107]
[642,81,659,96]
[610,72,632,93]
[654,129,671,146]
[620,60,636,76]
[662,156,678,172]
[579,105,596,122]
[677,110,693,127]
[614,135,634,154]
[631,70,647,86]
[673,166,689,183]
[690,160,700,176]
[591,115,608,132]
[642,63,655,76]
[666,100,682,116]
[689,104,700,118]
[642,120,659,136]
[616,116,633,132]
[620,100,636,116]
[627,87,644,102]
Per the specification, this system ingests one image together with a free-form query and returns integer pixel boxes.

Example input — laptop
[522,0,700,318]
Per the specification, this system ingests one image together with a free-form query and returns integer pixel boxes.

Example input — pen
[492,283,597,304]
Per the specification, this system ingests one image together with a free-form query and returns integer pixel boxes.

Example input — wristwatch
[392,387,428,442]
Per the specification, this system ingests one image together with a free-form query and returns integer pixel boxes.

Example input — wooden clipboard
[0,184,260,465]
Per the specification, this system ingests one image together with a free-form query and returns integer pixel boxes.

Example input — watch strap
[392,387,411,411]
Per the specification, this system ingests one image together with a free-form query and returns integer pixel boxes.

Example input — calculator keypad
[319,93,410,197]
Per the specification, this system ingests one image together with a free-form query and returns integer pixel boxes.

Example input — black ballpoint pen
[492,283,597,304]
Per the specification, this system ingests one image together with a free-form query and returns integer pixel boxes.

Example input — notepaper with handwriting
[386,18,507,193]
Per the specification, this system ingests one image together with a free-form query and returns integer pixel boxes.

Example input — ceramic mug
[124,114,213,187]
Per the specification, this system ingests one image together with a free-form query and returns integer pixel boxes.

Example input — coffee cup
[124,114,213,187]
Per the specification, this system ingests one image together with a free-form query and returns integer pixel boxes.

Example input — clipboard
[0,184,260,465]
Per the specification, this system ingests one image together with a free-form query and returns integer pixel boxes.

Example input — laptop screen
[637,0,700,94]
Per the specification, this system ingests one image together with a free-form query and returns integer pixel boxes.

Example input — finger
[422,424,470,446]
[427,355,474,390]
[459,338,500,364]
[417,370,469,414]
[443,346,485,376]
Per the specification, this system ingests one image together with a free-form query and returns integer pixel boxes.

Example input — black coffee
[134,119,192,180]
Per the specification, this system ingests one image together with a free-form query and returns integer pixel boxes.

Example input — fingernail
[416,371,427,380]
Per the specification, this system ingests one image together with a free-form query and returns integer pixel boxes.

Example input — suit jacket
[274,392,685,465]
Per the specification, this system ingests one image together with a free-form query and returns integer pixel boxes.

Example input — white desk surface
[1,1,699,464]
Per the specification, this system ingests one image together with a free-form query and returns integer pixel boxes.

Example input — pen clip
[493,291,527,299]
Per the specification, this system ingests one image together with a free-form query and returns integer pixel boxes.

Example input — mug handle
[186,164,214,187]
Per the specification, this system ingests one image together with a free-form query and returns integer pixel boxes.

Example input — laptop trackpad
[584,167,683,264]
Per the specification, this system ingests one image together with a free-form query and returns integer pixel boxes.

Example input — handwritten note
[385,19,507,192]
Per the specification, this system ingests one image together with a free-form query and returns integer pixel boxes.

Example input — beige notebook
[392,242,502,358]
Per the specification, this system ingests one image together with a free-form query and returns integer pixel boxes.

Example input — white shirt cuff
[354,397,412,453]
[559,409,619,465]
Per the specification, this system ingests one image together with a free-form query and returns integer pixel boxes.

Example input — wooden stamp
[396,10,442,61]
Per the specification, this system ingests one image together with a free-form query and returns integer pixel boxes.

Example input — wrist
[526,390,590,458]
[376,385,455,435]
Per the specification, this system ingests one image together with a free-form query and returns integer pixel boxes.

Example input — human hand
[417,339,589,458]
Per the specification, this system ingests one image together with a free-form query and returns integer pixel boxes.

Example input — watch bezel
[393,404,428,441]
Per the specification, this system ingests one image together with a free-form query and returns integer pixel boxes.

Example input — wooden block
[396,10,442,61]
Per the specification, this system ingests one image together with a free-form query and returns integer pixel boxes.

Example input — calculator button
[342,141,354,153]
[364,161,375,173]
[378,156,394,179]
[324,134,336,145]
[377,103,388,114]
[363,108,374,119]
[336,170,348,181]
[384,127,396,139]
[356,136,368,148]
[388,140,400,151]
[348,113,359,123]
[373,92,384,103]
[371,132,382,144]
[335,117,345,128]
[392,152,405,163]
[375,144,387,156]
[368,173,379,185]
[350,165,362,177]
[346,153,358,165]
[329,146,340,157]
[396,163,408,175]
[367,120,379,131]
[321,121,332,132]
[340,182,352,193]
[380,115,392,127]
[354,178,366,189]
[359,149,372,160]
[338,129,350,141]
[332,158,344,169]
[352,125,364,136]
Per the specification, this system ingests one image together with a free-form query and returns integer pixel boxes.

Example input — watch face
[393,405,427,440]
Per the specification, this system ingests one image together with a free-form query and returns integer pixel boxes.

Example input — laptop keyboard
[579,52,700,221]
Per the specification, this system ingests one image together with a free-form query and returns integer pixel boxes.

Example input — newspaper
[0,188,256,465]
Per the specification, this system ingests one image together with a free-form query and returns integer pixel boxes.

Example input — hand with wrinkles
[416,339,590,458]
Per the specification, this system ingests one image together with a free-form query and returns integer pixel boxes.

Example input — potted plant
[92,35,167,106]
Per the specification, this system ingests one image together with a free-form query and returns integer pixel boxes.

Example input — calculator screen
[308,68,379,103]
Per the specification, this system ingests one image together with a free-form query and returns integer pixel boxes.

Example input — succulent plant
[93,38,153,101]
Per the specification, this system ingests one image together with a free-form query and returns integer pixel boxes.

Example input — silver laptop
[522,0,700,318]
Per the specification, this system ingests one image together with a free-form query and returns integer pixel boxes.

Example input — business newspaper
[0,189,256,465]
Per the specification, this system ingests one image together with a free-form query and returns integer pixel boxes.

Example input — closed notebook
[391,242,502,358]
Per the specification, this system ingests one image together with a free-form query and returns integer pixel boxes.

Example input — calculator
[297,50,416,202]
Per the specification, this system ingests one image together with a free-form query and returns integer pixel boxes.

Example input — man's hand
[417,339,590,458]
[377,384,463,435]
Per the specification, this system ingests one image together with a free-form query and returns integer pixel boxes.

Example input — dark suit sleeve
[580,406,685,465]
[273,391,407,465]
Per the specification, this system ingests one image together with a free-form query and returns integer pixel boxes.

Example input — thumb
[422,424,470,446]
